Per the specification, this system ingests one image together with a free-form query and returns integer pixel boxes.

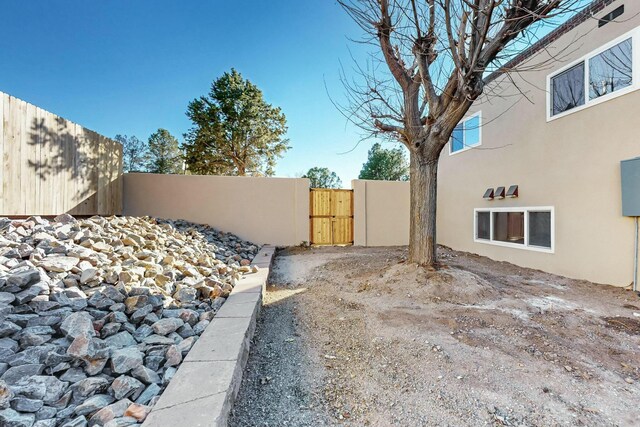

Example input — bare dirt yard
[230,246,640,427]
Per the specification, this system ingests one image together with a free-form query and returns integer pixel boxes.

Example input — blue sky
[0,1,588,185]
[0,0,377,185]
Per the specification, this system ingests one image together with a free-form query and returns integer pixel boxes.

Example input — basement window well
[474,207,554,252]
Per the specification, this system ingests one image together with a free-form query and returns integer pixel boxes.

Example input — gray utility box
[621,157,640,216]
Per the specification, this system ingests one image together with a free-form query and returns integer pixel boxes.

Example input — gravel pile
[0,215,259,427]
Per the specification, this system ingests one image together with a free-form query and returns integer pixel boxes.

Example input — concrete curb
[142,245,276,427]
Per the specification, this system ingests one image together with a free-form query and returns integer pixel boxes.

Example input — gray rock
[60,416,88,427]
[74,394,115,416]
[130,365,161,385]
[109,376,144,400]
[0,292,16,305]
[102,417,138,427]
[10,396,44,413]
[87,293,114,310]
[129,305,153,323]
[6,346,50,367]
[14,284,47,304]
[0,379,14,409]
[193,319,210,334]
[16,376,68,405]
[61,312,96,339]
[143,355,164,372]
[67,336,108,360]
[151,318,184,335]
[88,398,131,426]
[0,408,36,427]
[33,420,57,427]
[104,332,136,350]
[131,325,153,342]
[100,323,121,338]
[110,347,143,374]
[59,368,86,383]
[80,268,98,285]
[35,406,57,420]
[173,286,197,303]
[164,345,182,367]
[1,364,45,385]
[7,269,40,288]
[134,383,161,405]
[36,406,58,420]
[70,377,110,399]
[0,322,21,338]
[38,256,79,273]
[141,334,174,346]
[177,336,197,355]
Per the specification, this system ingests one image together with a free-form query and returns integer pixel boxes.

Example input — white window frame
[449,110,482,155]
[546,25,640,121]
[473,206,555,253]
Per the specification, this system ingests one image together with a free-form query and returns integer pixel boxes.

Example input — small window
[493,212,525,245]
[474,207,553,252]
[528,211,551,248]
[450,112,481,154]
[589,38,632,100]
[551,63,585,116]
[476,211,490,240]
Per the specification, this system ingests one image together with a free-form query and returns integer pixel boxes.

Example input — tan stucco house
[437,0,640,287]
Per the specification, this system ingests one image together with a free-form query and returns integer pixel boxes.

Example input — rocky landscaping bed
[0,215,259,427]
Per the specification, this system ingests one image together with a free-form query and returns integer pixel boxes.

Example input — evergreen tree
[146,129,183,174]
[359,143,409,181]
[184,69,289,176]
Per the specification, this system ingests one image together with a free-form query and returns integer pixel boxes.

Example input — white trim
[546,25,639,122]
[449,110,482,155]
[473,206,555,253]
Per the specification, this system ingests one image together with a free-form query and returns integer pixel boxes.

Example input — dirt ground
[230,246,640,427]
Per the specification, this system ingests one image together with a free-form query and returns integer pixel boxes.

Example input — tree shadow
[24,115,122,215]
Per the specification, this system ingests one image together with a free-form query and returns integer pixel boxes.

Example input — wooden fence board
[0,91,122,216]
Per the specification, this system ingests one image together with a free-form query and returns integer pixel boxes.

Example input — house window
[493,212,525,245]
[450,112,481,154]
[474,207,554,252]
[589,38,632,100]
[548,27,638,120]
[476,211,490,240]
[551,63,585,116]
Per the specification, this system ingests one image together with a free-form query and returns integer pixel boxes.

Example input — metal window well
[621,157,640,216]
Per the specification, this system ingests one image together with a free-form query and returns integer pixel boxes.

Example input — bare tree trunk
[408,150,439,267]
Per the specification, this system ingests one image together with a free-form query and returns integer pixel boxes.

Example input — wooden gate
[309,189,354,245]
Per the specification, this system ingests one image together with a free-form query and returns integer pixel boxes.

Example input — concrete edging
[142,245,276,427]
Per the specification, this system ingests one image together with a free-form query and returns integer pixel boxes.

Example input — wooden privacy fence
[0,91,123,216]
[309,188,354,245]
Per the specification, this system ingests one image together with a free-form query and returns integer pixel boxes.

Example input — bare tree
[338,0,583,266]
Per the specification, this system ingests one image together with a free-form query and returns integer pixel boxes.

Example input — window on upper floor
[450,111,481,155]
[548,27,637,120]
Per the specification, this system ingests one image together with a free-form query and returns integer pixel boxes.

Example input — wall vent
[599,5,624,27]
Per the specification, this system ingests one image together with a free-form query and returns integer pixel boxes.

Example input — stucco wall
[123,174,310,246]
[437,1,640,286]
[352,180,410,246]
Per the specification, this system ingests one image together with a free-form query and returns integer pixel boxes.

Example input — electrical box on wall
[621,157,640,216]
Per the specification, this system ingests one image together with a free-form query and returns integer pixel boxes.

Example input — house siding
[437,1,640,286]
